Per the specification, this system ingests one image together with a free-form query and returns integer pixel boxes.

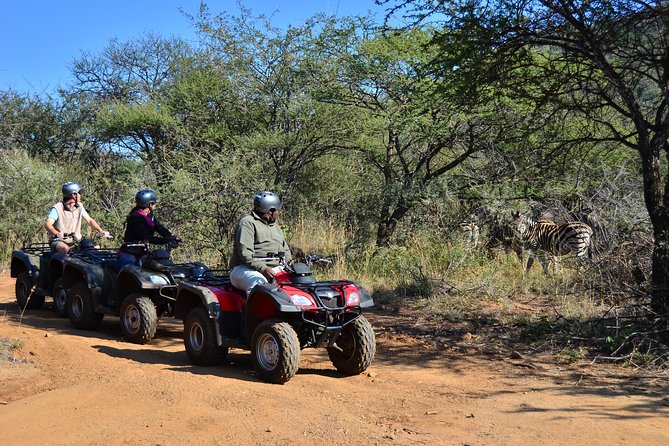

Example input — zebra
[511,211,593,274]
[483,220,523,260]
[459,221,480,248]
[567,208,610,256]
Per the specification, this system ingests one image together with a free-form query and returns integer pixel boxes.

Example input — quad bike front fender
[47,253,68,291]
[117,265,170,292]
[248,283,302,315]
[355,283,375,309]
[243,283,302,342]
[175,283,225,347]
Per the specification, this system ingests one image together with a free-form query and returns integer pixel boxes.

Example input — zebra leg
[576,254,589,270]
[525,250,536,274]
[538,251,550,274]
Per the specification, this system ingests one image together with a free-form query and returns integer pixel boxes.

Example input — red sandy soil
[0,271,667,445]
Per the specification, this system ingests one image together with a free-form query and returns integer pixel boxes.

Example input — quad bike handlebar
[165,237,182,250]
[122,237,182,258]
[252,252,287,262]
[124,237,181,249]
[52,231,114,246]
[253,252,334,269]
[252,252,289,277]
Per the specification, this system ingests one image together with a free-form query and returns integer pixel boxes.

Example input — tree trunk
[651,236,669,316]
[376,204,411,247]
[376,220,395,248]
[641,138,669,316]
[649,171,669,316]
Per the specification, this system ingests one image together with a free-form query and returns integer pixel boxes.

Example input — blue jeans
[116,252,138,271]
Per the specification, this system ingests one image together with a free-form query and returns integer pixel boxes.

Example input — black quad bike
[60,239,208,344]
[173,255,376,384]
[10,233,113,317]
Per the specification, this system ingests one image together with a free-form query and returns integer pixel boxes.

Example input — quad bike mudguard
[11,245,57,294]
[174,280,243,348]
[10,250,40,280]
[62,256,108,307]
[249,282,303,314]
[45,252,69,292]
[174,281,224,319]
[117,264,171,292]
[355,284,375,309]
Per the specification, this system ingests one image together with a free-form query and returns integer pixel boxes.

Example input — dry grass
[285,219,668,370]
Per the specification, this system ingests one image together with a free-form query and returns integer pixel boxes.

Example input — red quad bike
[173,254,376,384]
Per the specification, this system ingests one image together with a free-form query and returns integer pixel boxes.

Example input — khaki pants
[230,265,267,295]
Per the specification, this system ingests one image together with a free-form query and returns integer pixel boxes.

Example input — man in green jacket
[230,191,292,294]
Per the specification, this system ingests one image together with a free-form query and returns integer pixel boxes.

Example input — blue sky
[0,0,382,96]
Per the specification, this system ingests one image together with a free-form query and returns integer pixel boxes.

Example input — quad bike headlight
[290,294,316,307]
[343,284,361,306]
[149,275,169,285]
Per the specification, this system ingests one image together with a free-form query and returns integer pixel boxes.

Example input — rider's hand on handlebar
[99,230,113,239]
[166,237,182,249]
[264,265,283,279]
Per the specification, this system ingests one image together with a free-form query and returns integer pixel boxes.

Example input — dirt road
[0,271,667,445]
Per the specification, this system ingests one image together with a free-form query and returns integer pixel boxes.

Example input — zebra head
[511,211,535,240]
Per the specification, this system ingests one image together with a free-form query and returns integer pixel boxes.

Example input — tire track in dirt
[1,271,668,445]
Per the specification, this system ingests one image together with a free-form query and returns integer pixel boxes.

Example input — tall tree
[0,90,69,159]
[191,5,359,190]
[70,34,193,180]
[383,0,669,314]
[312,19,528,246]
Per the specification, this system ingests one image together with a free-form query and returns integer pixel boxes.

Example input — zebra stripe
[512,213,593,273]
[484,221,523,259]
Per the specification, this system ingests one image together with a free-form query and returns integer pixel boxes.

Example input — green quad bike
[61,239,209,344]
[10,233,113,317]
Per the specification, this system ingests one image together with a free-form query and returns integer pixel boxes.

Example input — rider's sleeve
[79,205,91,222]
[46,207,58,222]
[153,219,173,239]
[274,225,293,263]
[236,219,268,273]
[280,231,292,263]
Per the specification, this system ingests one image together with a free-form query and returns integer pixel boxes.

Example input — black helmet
[135,189,157,208]
[62,182,83,197]
[253,191,282,214]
